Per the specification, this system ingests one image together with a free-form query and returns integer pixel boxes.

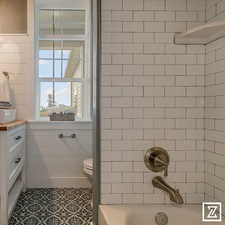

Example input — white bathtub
[99,205,225,225]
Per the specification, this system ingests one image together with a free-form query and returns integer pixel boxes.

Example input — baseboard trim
[27,177,91,188]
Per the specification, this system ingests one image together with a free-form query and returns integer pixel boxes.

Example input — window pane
[61,10,85,35]
[39,41,53,59]
[62,41,84,78]
[54,60,62,78]
[63,50,70,59]
[53,10,61,35]
[38,41,84,78]
[39,82,82,118]
[72,82,82,118]
[54,82,71,109]
[39,9,85,36]
[63,41,84,59]
[40,82,53,117]
[53,41,62,59]
[62,60,68,77]
[39,60,53,78]
[39,10,53,36]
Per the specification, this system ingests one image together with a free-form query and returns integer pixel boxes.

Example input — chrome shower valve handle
[154,156,169,176]
[144,147,170,177]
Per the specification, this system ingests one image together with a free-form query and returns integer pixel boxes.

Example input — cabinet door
[0,0,27,34]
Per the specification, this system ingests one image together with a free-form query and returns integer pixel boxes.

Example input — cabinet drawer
[8,141,25,163]
[7,126,25,150]
[8,143,24,182]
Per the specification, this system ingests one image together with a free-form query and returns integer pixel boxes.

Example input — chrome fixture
[144,147,169,176]
[58,133,76,139]
[152,176,184,205]
[2,71,9,79]
[155,212,168,225]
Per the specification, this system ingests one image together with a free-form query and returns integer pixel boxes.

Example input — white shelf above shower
[174,21,225,45]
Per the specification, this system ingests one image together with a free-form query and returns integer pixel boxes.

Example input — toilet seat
[83,158,93,208]
[83,158,93,176]
[83,167,93,176]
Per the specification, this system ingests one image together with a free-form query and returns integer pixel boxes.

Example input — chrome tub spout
[152,176,184,205]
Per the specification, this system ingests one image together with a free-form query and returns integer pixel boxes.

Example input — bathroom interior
[0,0,225,225]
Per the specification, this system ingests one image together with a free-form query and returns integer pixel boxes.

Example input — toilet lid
[83,158,93,170]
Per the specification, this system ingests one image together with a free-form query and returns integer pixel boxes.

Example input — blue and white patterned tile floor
[9,188,93,225]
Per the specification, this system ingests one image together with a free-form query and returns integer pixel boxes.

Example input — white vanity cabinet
[0,121,26,225]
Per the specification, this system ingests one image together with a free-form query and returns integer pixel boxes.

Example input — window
[37,9,90,120]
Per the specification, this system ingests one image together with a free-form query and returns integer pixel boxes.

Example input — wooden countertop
[0,120,26,131]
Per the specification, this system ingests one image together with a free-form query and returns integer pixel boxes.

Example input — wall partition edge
[92,0,101,224]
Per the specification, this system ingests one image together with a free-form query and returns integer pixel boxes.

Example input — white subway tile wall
[206,0,225,22]
[205,0,225,211]
[101,0,206,204]
[0,36,34,120]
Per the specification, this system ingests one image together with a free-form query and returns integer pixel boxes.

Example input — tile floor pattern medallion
[9,188,93,225]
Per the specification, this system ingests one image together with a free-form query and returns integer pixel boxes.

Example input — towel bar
[58,133,76,139]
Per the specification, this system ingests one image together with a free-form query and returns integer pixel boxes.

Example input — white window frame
[35,7,91,121]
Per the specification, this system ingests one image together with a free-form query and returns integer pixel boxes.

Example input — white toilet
[83,158,93,180]
[83,158,93,208]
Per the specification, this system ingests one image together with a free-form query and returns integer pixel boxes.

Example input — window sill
[27,120,93,130]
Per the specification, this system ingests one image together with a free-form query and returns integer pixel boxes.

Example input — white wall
[0,0,93,189]
[100,0,206,204]
[205,0,225,211]
[206,0,225,22]
[26,122,92,188]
